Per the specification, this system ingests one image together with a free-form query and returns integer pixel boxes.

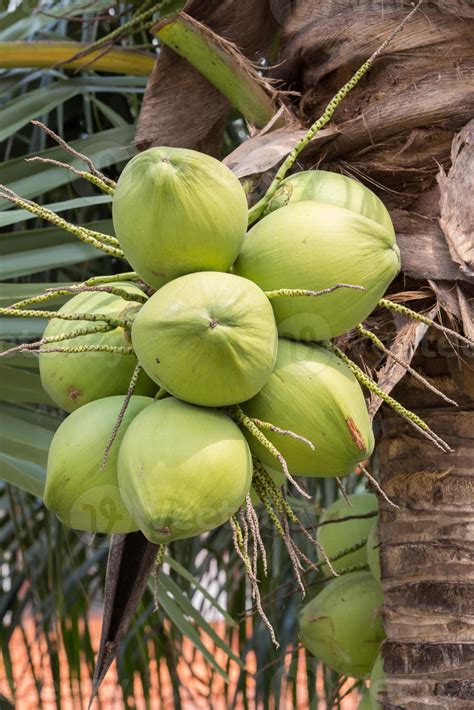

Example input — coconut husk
[135,0,281,154]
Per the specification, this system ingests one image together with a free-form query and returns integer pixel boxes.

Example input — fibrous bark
[274,0,474,209]
[378,347,474,709]
[272,3,474,707]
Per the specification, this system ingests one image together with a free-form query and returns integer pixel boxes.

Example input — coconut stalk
[153,12,281,128]
[89,533,162,708]
[135,0,282,154]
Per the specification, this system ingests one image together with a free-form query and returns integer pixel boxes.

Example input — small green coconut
[39,286,156,412]
[112,147,248,289]
[44,395,154,533]
[118,397,252,544]
[366,523,382,582]
[241,339,374,477]
[266,170,394,235]
[131,272,278,407]
[233,200,400,340]
[317,494,379,574]
[369,652,386,709]
[299,571,385,678]
[356,690,372,709]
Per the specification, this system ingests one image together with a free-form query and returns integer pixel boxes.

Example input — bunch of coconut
[41,146,399,550]
[300,493,386,704]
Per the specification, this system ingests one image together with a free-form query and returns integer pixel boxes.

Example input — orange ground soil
[1,615,361,708]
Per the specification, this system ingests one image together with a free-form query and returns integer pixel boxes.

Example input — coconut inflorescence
[6,34,464,684]
[250,466,286,507]
[7,133,403,654]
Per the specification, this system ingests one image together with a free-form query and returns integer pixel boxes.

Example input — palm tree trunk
[378,344,474,708]
[273,4,474,704]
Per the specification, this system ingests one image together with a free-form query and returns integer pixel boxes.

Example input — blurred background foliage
[0,2,368,707]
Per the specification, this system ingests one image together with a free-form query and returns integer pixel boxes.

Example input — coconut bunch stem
[0,185,122,256]
[245,493,268,578]
[0,306,127,329]
[316,512,377,529]
[253,463,338,579]
[9,285,147,311]
[85,272,141,286]
[265,284,365,300]
[37,345,135,356]
[247,0,424,225]
[152,544,166,613]
[359,465,398,509]
[230,514,278,647]
[335,477,351,506]
[102,363,143,468]
[357,324,458,407]
[325,342,452,453]
[328,540,368,565]
[30,120,115,191]
[231,406,310,499]
[0,324,114,359]
[380,298,474,348]
[25,156,115,196]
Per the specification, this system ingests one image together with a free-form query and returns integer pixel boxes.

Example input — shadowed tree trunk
[273,3,474,706]
[378,343,474,709]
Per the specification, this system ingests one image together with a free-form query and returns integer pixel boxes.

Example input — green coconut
[299,571,385,678]
[241,339,374,477]
[266,170,394,235]
[118,397,252,543]
[39,286,156,412]
[44,395,154,533]
[366,523,381,582]
[112,147,248,289]
[131,271,278,407]
[250,466,286,507]
[233,200,400,340]
[317,494,379,574]
[369,652,386,709]
[356,690,372,710]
